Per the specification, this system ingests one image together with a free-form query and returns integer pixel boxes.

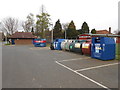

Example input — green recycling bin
[69,40,86,54]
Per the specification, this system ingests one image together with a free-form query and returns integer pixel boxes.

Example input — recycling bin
[69,40,86,54]
[53,39,65,50]
[61,39,68,50]
[82,39,91,55]
[33,39,46,47]
[91,37,116,60]
[50,42,54,50]
[65,40,74,51]
[69,40,76,52]
[11,39,15,45]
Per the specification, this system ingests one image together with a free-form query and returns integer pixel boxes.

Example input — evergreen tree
[31,27,34,35]
[81,22,89,34]
[66,20,79,39]
[91,28,96,34]
[78,29,84,34]
[118,31,120,35]
[53,19,63,39]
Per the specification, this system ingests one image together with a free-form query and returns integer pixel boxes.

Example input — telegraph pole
[41,5,44,38]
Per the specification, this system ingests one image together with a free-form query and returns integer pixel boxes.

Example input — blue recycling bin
[91,37,116,60]
[11,39,15,44]
[33,39,46,47]
[53,39,65,50]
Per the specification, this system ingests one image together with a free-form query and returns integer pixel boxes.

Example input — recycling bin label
[75,43,80,48]
[82,44,89,48]
[95,44,102,53]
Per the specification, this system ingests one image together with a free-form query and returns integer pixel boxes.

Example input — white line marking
[55,61,111,90]
[75,63,118,72]
[59,57,91,62]
[30,47,49,50]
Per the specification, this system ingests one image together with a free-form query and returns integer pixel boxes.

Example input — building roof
[10,32,36,39]
[96,30,111,34]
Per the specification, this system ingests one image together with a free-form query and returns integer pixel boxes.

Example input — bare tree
[22,13,34,32]
[62,23,69,39]
[1,17,18,35]
[62,23,69,31]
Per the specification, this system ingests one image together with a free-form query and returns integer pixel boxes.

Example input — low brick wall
[15,39,33,45]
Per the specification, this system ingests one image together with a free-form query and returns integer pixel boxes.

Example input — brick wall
[15,39,33,45]
[116,37,120,43]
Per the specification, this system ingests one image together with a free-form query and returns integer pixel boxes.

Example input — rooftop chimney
[109,27,111,34]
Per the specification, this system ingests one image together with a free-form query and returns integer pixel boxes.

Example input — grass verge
[116,43,120,60]
[4,43,10,45]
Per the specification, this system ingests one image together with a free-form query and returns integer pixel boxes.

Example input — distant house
[9,32,37,45]
[0,32,5,41]
[96,27,112,34]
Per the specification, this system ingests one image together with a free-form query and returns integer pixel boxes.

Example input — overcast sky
[0,0,119,32]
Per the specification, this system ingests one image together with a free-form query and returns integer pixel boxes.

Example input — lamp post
[51,24,53,42]
[65,29,67,39]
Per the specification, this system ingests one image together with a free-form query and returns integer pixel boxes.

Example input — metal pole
[5,32,8,44]
[65,29,66,39]
[51,24,53,42]
[52,29,53,42]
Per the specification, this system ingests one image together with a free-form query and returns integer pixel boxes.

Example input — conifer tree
[91,28,96,34]
[81,22,89,34]
[66,20,78,39]
[53,19,63,39]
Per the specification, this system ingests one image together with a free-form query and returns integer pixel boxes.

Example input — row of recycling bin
[51,39,91,55]
[50,37,116,60]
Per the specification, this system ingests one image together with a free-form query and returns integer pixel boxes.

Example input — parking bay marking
[75,63,119,72]
[58,57,91,62]
[30,47,49,50]
[55,61,111,90]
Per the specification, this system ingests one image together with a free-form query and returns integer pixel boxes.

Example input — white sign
[75,43,80,48]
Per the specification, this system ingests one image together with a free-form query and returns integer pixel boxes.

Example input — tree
[118,31,120,35]
[53,19,63,39]
[66,20,79,39]
[31,27,34,35]
[35,5,51,38]
[62,23,69,39]
[78,29,84,34]
[1,17,18,35]
[91,28,96,34]
[114,30,120,35]
[62,23,69,31]
[22,13,34,32]
[81,22,89,34]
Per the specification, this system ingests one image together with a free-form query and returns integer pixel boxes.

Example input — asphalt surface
[2,45,119,89]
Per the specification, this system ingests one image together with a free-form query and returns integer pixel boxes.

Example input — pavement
[2,45,119,89]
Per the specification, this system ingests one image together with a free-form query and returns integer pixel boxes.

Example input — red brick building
[116,37,120,43]
[96,27,112,34]
[10,32,37,45]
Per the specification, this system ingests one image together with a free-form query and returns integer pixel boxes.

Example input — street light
[50,23,53,42]
[65,29,67,39]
